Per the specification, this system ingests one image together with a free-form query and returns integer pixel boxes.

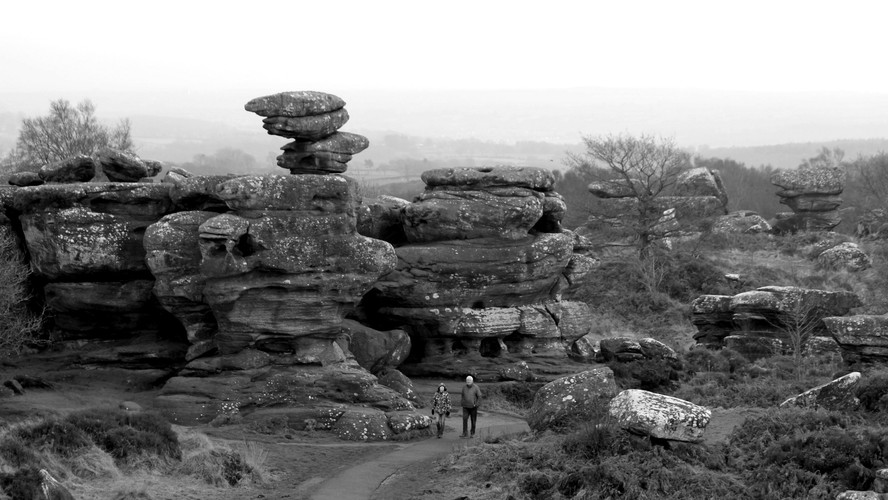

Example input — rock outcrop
[691,286,860,359]
[363,166,597,380]
[816,242,871,272]
[780,372,861,410]
[526,367,617,432]
[608,389,711,443]
[0,91,428,439]
[823,315,888,364]
[711,210,772,234]
[771,166,845,233]
[582,167,729,245]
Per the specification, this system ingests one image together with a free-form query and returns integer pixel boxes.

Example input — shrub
[0,226,42,357]
[519,471,553,499]
[181,449,253,487]
[65,409,181,464]
[561,419,639,460]
[13,420,91,457]
[0,467,42,500]
[684,348,749,374]
[856,368,888,412]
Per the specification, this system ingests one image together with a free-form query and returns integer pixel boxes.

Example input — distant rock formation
[823,315,888,364]
[771,166,845,233]
[691,286,860,359]
[361,165,598,380]
[581,167,729,244]
[711,210,772,234]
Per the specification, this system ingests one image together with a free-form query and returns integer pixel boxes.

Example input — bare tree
[572,134,691,256]
[774,296,821,381]
[0,229,42,357]
[4,99,133,172]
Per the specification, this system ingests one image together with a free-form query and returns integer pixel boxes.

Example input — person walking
[459,375,482,438]
[430,383,452,438]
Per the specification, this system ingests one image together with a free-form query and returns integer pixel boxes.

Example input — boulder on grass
[331,408,392,441]
[377,368,418,403]
[779,372,861,411]
[38,469,75,500]
[608,389,711,443]
[526,367,618,432]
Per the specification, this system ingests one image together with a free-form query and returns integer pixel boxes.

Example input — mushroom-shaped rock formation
[771,166,845,233]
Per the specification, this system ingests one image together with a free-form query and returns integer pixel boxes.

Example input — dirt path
[307,411,529,500]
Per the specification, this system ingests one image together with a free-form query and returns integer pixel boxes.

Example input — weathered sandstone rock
[675,167,729,208]
[712,210,772,234]
[608,389,711,442]
[817,242,871,272]
[422,166,555,191]
[823,315,888,364]
[780,372,861,411]
[527,367,618,431]
[8,171,43,187]
[97,149,149,182]
[39,154,96,183]
[342,319,411,374]
[261,109,350,140]
[245,91,346,118]
[356,195,409,245]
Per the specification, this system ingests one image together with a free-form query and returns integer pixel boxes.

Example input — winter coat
[460,384,482,408]
[432,392,452,415]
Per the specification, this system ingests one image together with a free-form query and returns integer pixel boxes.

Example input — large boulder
[816,242,871,272]
[422,166,555,191]
[402,187,545,242]
[674,167,728,208]
[599,337,679,364]
[780,372,861,411]
[38,154,96,183]
[8,171,44,187]
[771,166,846,233]
[823,315,888,364]
[343,319,411,374]
[608,389,711,443]
[526,367,618,432]
[97,149,149,182]
[356,195,409,245]
[712,210,772,234]
[260,110,350,140]
[244,91,346,117]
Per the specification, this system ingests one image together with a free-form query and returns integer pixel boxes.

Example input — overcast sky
[3,0,887,94]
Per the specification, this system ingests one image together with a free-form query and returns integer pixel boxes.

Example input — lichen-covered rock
[692,286,861,357]
[608,389,711,442]
[38,154,96,183]
[712,210,772,234]
[599,337,678,363]
[377,368,417,403]
[675,168,728,208]
[875,468,888,493]
[342,319,410,374]
[277,151,351,174]
[144,211,218,343]
[817,242,871,272]
[8,171,44,187]
[587,179,642,198]
[422,166,555,191]
[771,166,845,196]
[97,149,149,182]
[245,91,346,118]
[570,333,602,362]
[214,174,358,214]
[143,159,164,178]
[823,315,888,364]
[373,233,573,309]
[526,367,617,432]
[332,408,392,441]
[402,187,544,242]
[282,132,369,154]
[780,372,861,410]
[261,109,350,140]
[385,410,431,434]
[498,361,533,381]
[836,491,888,500]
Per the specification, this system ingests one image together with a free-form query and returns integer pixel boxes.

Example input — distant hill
[698,139,888,170]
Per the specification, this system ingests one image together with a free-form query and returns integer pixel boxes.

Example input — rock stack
[691,286,861,359]
[363,166,599,380]
[771,166,845,233]
[823,315,888,365]
[146,92,423,434]
[581,167,729,244]
[244,91,368,175]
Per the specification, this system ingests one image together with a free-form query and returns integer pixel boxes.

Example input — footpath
[308,412,529,500]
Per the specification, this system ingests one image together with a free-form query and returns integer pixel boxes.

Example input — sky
[3,0,888,94]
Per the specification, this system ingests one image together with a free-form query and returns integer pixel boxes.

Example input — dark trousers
[462,406,478,435]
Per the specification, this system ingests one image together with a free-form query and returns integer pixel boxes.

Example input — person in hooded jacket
[431,383,452,438]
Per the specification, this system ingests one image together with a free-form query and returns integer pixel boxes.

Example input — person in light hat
[430,383,452,438]
[459,375,482,438]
